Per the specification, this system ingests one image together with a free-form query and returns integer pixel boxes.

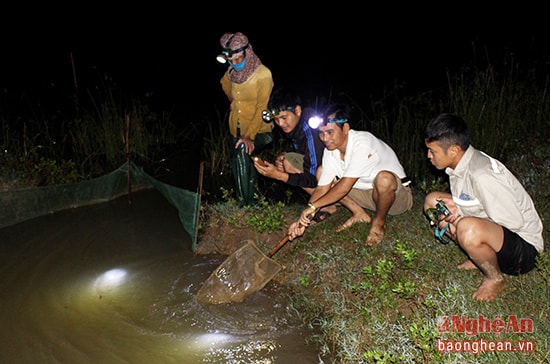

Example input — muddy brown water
[0,189,324,363]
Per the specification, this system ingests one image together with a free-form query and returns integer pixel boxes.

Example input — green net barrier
[0,162,201,251]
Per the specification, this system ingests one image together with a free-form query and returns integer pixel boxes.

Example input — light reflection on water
[0,189,322,363]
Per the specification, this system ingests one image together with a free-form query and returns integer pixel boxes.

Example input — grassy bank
[0,72,196,189]
[199,185,549,363]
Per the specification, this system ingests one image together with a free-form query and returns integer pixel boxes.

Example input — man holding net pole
[287,102,413,246]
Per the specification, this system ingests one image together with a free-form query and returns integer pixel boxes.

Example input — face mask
[230,58,246,71]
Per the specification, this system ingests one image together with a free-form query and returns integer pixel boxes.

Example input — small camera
[435,201,452,217]
[425,201,452,226]
[425,201,453,244]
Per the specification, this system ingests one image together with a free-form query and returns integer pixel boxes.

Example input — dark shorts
[496,227,539,275]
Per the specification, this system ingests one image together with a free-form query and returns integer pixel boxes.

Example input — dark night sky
[2,8,549,123]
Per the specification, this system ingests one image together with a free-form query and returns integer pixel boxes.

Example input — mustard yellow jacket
[220,64,274,140]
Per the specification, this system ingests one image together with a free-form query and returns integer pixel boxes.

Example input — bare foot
[366,224,384,246]
[472,278,506,302]
[457,260,477,270]
[336,214,371,232]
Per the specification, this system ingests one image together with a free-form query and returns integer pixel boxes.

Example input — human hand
[253,157,276,177]
[235,136,255,154]
[287,221,306,241]
[298,205,317,227]
[288,206,317,240]
[275,153,286,172]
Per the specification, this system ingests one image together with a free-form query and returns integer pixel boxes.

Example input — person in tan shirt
[423,113,543,302]
[218,32,274,207]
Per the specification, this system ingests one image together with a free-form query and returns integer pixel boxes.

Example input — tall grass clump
[0,71,188,188]
[71,79,183,175]
[445,58,550,206]
[200,106,233,201]
[447,63,550,160]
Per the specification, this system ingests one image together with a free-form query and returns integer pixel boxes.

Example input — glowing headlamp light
[216,44,249,64]
[262,106,295,123]
[308,116,323,129]
[308,116,348,129]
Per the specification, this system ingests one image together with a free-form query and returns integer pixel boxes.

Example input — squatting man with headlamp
[287,103,413,246]
[423,113,543,302]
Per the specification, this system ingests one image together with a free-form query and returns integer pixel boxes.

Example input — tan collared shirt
[446,146,544,252]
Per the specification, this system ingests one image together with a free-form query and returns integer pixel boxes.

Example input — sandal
[310,210,332,224]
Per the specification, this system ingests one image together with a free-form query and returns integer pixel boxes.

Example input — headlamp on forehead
[216,44,249,64]
[308,116,348,129]
[262,106,295,123]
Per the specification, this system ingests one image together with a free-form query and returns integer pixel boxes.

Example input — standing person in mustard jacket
[217,32,274,207]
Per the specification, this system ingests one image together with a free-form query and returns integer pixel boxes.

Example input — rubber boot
[232,141,257,207]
